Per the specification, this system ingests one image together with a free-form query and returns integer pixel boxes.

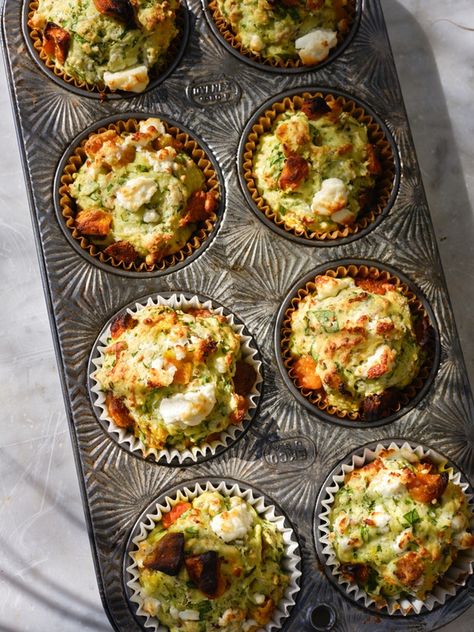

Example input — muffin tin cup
[238,87,400,246]
[88,292,263,466]
[23,0,190,99]
[54,113,225,277]
[202,0,361,73]
[5,0,474,628]
[125,478,302,631]
[314,439,474,616]
[275,259,440,427]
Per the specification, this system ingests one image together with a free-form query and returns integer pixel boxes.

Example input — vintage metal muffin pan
[3,0,474,630]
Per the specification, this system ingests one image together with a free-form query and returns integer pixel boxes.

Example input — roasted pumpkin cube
[105,392,135,429]
[143,532,185,576]
[42,22,70,65]
[75,209,112,236]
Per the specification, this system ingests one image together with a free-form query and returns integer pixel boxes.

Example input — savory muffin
[253,96,381,234]
[133,490,289,631]
[214,0,352,65]
[93,303,257,451]
[68,118,218,266]
[289,275,429,419]
[328,448,474,605]
[29,0,179,91]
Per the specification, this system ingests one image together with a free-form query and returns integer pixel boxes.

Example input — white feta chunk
[215,355,228,374]
[370,506,391,530]
[210,498,253,543]
[179,609,200,621]
[218,608,243,627]
[368,469,406,498]
[393,528,412,553]
[354,344,396,378]
[295,28,338,65]
[451,514,467,532]
[116,176,158,212]
[249,33,264,53]
[311,178,348,217]
[138,118,166,137]
[103,65,149,93]
[143,209,160,223]
[159,383,216,428]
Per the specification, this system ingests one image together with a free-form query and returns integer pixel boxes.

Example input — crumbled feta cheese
[354,344,396,378]
[139,118,165,137]
[370,506,391,530]
[169,605,179,620]
[116,176,158,212]
[393,528,412,553]
[295,28,338,65]
[210,498,253,543]
[215,355,228,374]
[174,346,187,361]
[337,536,357,554]
[253,593,265,605]
[143,209,160,223]
[150,356,177,385]
[367,469,406,498]
[334,513,349,534]
[103,65,149,93]
[451,514,466,532]
[331,208,355,225]
[159,383,216,428]
[148,147,178,174]
[179,609,200,621]
[311,178,348,216]
[218,608,244,627]
[243,620,258,632]
[249,33,264,53]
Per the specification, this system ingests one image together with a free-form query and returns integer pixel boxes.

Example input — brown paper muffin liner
[208,0,357,69]
[280,264,436,422]
[317,441,474,615]
[59,118,220,273]
[243,91,396,242]
[27,0,185,94]
[126,480,301,631]
[90,294,262,464]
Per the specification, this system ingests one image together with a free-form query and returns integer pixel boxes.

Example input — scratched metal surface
[2,0,474,630]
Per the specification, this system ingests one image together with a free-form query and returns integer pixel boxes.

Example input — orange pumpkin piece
[42,22,70,64]
[162,502,192,529]
[75,209,113,236]
[293,355,322,390]
[105,392,135,429]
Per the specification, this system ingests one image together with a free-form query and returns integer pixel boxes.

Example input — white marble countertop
[0,1,473,630]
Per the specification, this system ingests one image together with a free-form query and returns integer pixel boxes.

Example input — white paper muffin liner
[90,294,262,464]
[126,480,302,631]
[317,441,474,615]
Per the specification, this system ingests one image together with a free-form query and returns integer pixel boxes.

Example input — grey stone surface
[0,0,473,630]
